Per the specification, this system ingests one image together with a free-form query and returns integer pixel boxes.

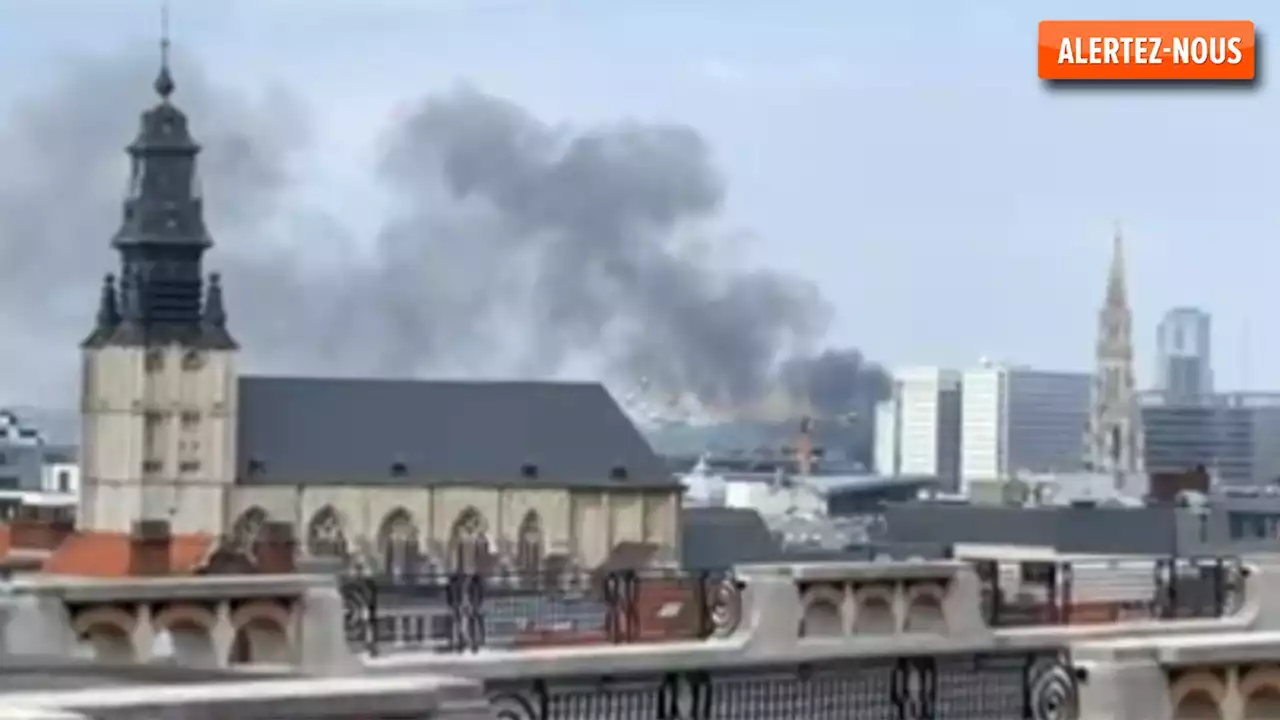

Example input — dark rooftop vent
[390,461,408,477]
[521,462,539,479]
[610,465,629,480]
[247,459,266,476]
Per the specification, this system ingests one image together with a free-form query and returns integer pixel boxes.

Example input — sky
[0,0,1278,403]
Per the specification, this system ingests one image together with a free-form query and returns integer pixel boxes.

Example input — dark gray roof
[680,507,784,569]
[236,376,674,489]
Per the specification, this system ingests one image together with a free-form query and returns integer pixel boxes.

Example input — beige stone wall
[230,485,681,569]
[80,345,237,535]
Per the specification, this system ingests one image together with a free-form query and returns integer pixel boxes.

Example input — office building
[1156,307,1213,402]
[873,397,901,476]
[1140,391,1280,487]
[876,368,961,489]
[960,363,1091,490]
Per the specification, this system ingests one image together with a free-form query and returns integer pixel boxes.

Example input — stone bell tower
[79,34,238,535]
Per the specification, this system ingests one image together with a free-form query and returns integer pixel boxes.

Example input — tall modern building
[875,368,961,489]
[960,363,1091,491]
[1085,229,1144,477]
[1155,307,1213,402]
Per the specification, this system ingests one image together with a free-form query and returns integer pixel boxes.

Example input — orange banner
[1038,20,1256,81]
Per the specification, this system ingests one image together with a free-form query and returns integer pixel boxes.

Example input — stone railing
[5,555,1278,718]
[0,674,490,719]
[338,555,1253,658]
[348,558,1274,719]
[1070,630,1280,719]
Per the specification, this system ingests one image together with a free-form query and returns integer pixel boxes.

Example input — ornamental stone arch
[152,603,219,669]
[799,585,846,637]
[903,582,948,633]
[229,600,292,665]
[1239,665,1280,720]
[72,606,138,663]
[851,584,897,635]
[1168,670,1227,720]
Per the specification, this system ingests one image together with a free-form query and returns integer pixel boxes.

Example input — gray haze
[0,50,888,416]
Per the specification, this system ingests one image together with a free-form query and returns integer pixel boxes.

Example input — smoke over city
[0,49,888,419]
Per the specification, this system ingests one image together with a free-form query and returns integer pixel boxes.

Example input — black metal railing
[971,555,1247,627]
[484,646,1080,719]
[341,568,744,655]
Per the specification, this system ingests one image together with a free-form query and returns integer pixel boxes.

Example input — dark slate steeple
[201,272,237,349]
[92,13,235,350]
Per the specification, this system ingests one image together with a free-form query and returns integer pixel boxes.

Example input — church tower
[79,35,238,535]
[1085,227,1144,478]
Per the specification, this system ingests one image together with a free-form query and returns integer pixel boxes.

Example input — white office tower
[873,397,901,476]
[960,362,1092,493]
[883,367,962,490]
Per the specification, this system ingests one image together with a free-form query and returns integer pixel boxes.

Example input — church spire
[1106,223,1128,309]
[1085,223,1143,478]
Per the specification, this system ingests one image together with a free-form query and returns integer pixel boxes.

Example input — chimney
[252,521,297,574]
[129,520,172,577]
[10,505,74,552]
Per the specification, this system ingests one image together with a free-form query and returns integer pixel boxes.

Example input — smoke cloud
[0,49,888,420]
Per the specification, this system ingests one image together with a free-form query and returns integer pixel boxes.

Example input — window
[145,350,164,373]
[142,460,163,473]
[56,470,71,493]
[179,460,200,473]
[180,411,200,428]
[182,351,205,371]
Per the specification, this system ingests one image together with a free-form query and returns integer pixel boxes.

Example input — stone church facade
[76,52,682,576]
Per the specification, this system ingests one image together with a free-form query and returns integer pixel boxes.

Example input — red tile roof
[41,531,215,577]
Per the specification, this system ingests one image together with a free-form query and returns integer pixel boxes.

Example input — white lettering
[1056,37,1166,64]
[1227,37,1243,64]
[1058,37,1075,64]
[1172,36,1244,65]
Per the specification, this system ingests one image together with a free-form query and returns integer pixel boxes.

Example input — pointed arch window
[306,506,348,559]
[377,509,420,580]
[516,511,544,581]
[230,507,268,556]
[449,508,490,575]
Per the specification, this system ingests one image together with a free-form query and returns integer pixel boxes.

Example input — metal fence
[484,647,1080,720]
[341,568,743,655]
[971,555,1246,627]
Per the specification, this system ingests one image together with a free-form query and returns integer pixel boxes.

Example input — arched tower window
[306,505,348,559]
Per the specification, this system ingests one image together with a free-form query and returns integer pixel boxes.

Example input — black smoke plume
[0,48,889,420]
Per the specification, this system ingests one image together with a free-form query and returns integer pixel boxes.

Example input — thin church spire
[154,1,175,100]
[1106,222,1128,309]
